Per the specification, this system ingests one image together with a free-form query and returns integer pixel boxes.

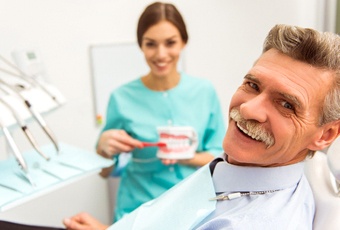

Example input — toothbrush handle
[141,142,166,147]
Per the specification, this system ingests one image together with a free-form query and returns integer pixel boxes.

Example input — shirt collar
[211,156,305,193]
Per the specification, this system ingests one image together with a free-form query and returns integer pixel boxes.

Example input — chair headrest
[327,137,340,182]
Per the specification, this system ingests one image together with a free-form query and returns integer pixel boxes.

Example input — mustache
[230,108,275,148]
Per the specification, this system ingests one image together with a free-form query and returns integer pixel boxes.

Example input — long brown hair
[137,2,188,47]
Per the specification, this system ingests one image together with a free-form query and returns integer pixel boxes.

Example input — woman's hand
[161,159,178,165]
[97,129,143,158]
[97,129,143,177]
[63,212,108,230]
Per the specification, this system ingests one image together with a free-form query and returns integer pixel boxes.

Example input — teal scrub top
[101,72,225,221]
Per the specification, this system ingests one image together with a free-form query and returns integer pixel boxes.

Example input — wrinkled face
[141,20,185,78]
[224,49,334,167]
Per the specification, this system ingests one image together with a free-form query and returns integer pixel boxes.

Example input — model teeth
[159,133,192,152]
[237,123,261,141]
[160,138,190,148]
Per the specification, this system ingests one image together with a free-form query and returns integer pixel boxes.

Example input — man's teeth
[236,123,261,141]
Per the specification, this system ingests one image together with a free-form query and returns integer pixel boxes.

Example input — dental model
[155,127,198,159]
[158,133,193,153]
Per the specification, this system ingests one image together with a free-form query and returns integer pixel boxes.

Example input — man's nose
[239,95,268,123]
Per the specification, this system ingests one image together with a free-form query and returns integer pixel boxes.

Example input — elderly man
[64,24,340,230]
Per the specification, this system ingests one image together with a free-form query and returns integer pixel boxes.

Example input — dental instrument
[0,118,36,187]
[0,95,50,161]
[0,78,60,154]
[0,54,62,105]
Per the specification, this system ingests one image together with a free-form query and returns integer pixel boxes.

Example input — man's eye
[281,101,294,110]
[248,82,259,91]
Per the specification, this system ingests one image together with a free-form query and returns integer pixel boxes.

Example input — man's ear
[309,121,340,151]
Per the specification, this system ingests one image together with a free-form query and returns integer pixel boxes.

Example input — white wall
[0,0,336,227]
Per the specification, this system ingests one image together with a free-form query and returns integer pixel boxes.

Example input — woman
[73,2,225,225]
[98,1,225,222]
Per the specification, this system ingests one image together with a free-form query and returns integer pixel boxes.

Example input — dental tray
[0,142,113,211]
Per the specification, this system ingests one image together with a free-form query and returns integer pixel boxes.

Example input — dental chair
[304,137,340,230]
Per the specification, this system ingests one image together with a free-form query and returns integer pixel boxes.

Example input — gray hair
[263,24,340,126]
